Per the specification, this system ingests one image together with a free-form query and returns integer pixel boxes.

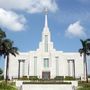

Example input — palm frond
[0,28,6,39]
[79,39,90,56]
[80,39,86,48]
[79,48,84,56]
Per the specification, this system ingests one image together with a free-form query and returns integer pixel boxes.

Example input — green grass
[0,81,17,90]
[78,81,90,90]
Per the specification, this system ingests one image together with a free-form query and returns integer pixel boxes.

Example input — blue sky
[0,0,90,73]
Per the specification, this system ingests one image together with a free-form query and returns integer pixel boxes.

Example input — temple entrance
[42,72,50,80]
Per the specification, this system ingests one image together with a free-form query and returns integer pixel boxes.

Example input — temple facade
[4,11,84,80]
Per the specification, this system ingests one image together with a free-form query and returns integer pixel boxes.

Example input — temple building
[4,10,84,80]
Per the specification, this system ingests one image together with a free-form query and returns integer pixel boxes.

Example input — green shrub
[64,76,75,80]
[54,76,64,80]
[23,81,71,84]
[19,76,28,80]
[29,76,38,80]
[22,76,28,80]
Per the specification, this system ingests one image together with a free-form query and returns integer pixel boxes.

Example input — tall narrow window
[44,58,49,68]
[45,35,48,52]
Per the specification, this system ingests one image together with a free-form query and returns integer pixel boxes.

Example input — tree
[2,39,18,83]
[0,28,6,56]
[79,39,90,83]
[0,28,18,83]
[0,28,6,39]
[0,68,3,75]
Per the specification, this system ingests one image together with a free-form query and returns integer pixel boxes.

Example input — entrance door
[42,72,50,80]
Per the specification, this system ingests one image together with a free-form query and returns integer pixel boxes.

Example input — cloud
[0,0,58,31]
[65,21,87,38]
[28,0,58,13]
[0,0,58,13]
[0,8,26,31]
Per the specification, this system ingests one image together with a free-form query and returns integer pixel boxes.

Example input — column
[34,56,37,76]
[18,59,25,78]
[20,61,23,77]
[73,60,75,78]
[68,60,70,76]
[28,61,30,78]
[18,60,21,78]
[56,57,59,76]
[22,60,25,76]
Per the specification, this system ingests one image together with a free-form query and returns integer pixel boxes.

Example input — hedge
[54,76,64,80]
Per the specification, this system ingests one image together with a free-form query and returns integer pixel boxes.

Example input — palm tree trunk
[5,54,9,83]
[84,53,88,83]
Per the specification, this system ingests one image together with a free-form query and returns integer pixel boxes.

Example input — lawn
[78,81,90,90]
[0,81,17,90]
[1,80,90,90]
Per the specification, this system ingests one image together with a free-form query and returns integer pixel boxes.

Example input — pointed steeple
[43,8,50,34]
[42,8,51,43]
[38,8,54,52]
[44,8,48,28]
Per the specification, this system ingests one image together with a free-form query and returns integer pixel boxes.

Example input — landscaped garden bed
[17,76,78,81]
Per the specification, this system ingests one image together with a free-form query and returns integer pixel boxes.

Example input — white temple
[4,10,84,80]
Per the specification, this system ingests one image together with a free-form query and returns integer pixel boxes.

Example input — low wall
[15,80,78,90]
[22,84,75,90]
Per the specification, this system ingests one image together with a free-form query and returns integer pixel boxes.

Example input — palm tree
[0,28,6,56]
[0,28,18,83]
[0,28,6,39]
[2,39,18,83]
[79,39,90,83]
[0,68,3,75]
[86,39,90,52]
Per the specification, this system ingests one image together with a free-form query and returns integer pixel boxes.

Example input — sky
[0,0,90,73]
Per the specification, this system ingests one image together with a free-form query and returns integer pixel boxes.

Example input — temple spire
[44,8,48,28]
[41,8,51,48]
[42,7,50,35]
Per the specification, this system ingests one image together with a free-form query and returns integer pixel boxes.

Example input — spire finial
[44,7,48,27]
[44,7,48,14]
